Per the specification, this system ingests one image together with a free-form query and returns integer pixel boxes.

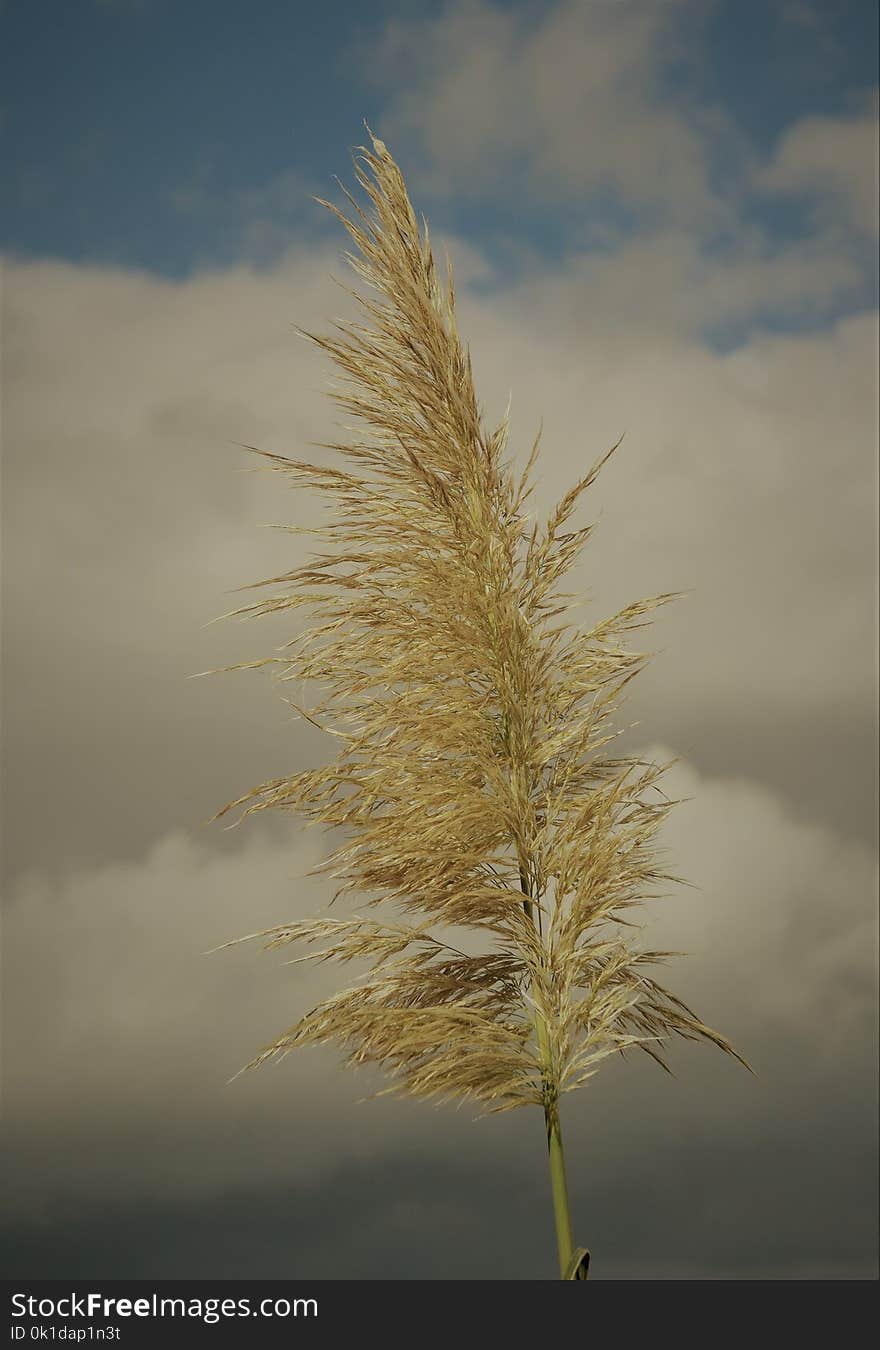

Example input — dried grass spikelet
[204,128,749,1126]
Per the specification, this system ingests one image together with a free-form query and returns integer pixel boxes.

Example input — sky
[1,0,878,1281]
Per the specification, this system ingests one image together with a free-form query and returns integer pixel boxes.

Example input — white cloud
[755,92,880,237]
[2,221,875,887]
[454,286,878,720]
[480,226,865,337]
[637,749,878,1059]
[357,0,729,228]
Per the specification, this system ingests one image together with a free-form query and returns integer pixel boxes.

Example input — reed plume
[204,128,749,1279]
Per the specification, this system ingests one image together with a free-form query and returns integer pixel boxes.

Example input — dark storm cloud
[3,1131,875,1280]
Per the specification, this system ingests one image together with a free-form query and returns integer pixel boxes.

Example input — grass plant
[202,129,748,1279]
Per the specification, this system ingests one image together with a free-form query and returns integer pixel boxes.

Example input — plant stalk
[502,701,579,1277]
[519,863,576,1278]
[532,1011,573,1277]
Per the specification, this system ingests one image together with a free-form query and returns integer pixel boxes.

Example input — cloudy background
[1,0,877,1280]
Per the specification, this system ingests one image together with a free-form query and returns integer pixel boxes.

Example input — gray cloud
[1,752,875,1277]
[2,244,875,892]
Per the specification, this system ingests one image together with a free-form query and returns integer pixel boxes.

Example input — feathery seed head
[208,129,748,1113]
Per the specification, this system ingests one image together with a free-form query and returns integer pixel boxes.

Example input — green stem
[501,710,579,1278]
[520,868,576,1279]
[541,1025,575,1278]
